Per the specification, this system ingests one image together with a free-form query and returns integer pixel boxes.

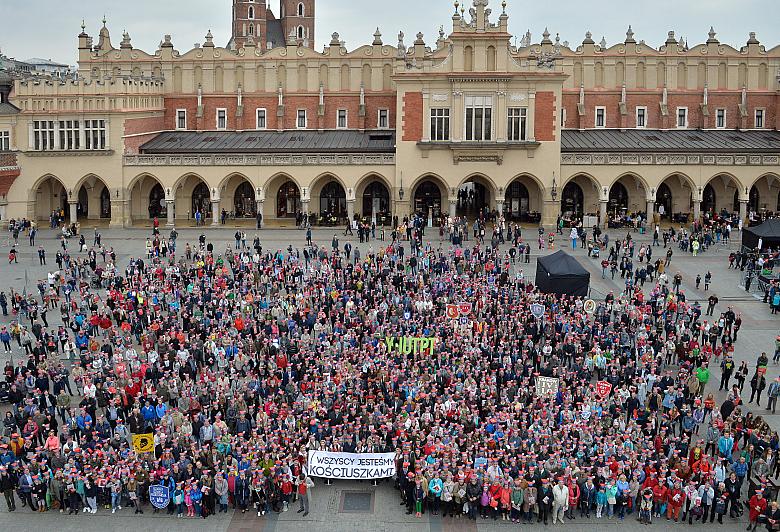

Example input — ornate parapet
[123,153,396,167]
[560,152,780,166]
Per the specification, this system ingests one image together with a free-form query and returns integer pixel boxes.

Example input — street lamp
[399,177,405,200]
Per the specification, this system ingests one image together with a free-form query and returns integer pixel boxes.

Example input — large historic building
[0,0,779,227]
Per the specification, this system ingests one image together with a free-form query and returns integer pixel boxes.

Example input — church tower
[230,0,268,50]
[280,0,315,49]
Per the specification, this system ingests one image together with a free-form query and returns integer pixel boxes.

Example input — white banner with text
[306,451,396,480]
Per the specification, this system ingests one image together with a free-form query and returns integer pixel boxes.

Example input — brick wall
[163,94,395,132]
[534,91,556,141]
[401,92,422,142]
[0,168,20,196]
[562,90,778,130]
[123,116,166,155]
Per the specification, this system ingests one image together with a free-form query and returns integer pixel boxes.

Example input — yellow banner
[132,433,155,453]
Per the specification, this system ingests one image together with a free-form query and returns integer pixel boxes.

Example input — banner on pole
[149,484,170,509]
[132,433,155,453]
[596,380,612,398]
[307,451,396,480]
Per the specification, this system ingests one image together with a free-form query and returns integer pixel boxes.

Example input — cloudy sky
[2,0,779,64]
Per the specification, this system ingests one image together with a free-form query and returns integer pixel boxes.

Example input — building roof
[266,19,285,49]
[561,129,780,153]
[140,130,397,154]
[24,58,70,68]
[0,102,21,115]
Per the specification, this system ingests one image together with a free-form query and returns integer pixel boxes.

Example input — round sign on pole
[530,303,545,319]
[583,299,596,314]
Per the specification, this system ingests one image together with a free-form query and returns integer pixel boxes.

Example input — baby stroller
[0,381,9,403]
[91,275,102,289]
[591,246,600,259]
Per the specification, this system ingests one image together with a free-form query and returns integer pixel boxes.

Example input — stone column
[599,199,608,229]
[166,200,175,226]
[739,199,748,224]
[68,201,78,224]
[693,200,701,222]
[256,199,264,228]
[496,199,504,216]
[211,199,220,226]
[646,200,655,222]
[109,199,128,229]
[302,199,310,216]
[448,199,457,220]
[542,199,561,228]
[346,200,355,224]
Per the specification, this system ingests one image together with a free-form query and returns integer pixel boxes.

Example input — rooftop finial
[373,27,383,46]
[502,0,507,14]
[102,14,106,26]
[600,36,607,49]
[708,26,717,42]
[625,25,635,43]
[81,19,86,32]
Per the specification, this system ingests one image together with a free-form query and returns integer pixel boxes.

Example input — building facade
[0,0,779,229]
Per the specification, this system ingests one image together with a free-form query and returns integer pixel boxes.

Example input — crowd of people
[0,214,779,531]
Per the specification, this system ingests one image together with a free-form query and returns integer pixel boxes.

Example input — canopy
[742,219,780,251]
[535,250,591,297]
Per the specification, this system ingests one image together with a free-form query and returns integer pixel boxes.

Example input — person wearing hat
[748,489,767,530]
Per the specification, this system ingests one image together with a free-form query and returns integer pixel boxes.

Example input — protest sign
[385,336,437,356]
[535,376,559,397]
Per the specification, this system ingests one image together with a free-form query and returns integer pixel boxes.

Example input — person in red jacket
[747,490,768,531]
[566,478,580,520]
[666,481,685,522]
[652,481,668,518]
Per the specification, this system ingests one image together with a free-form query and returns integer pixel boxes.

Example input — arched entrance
[361,181,390,224]
[33,176,68,221]
[413,180,442,220]
[456,181,488,219]
[505,175,544,223]
[749,185,760,213]
[77,187,88,219]
[191,182,211,219]
[100,187,111,218]
[234,181,257,217]
[149,183,166,218]
[318,181,347,222]
[74,175,112,220]
[703,174,742,216]
[655,174,693,222]
[656,183,672,220]
[703,184,717,215]
[505,182,529,220]
[561,182,584,218]
[608,182,629,216]
[277,180,300,218]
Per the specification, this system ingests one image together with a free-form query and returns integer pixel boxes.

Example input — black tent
[535,250,591,297]
[743,219,780,251]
